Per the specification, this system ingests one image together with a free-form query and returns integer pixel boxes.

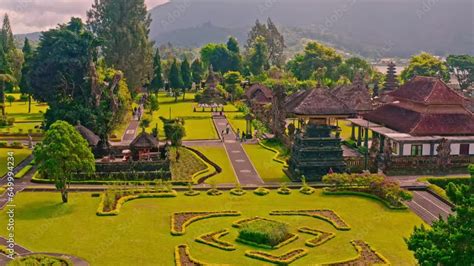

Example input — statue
[28,134,33,149]
[381,138,393,171]
[436,138,451,170]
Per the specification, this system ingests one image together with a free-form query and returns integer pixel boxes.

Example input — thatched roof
[205,65,219,88]
[285,88,355,116]
[245,83,273,103]
[333,83,373,113]
[75,123,100,147]
[130,132,159,149]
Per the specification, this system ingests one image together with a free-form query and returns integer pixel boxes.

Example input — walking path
[212,115,263,185]
[405,190,453,224]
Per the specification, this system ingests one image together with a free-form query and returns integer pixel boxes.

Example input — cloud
[0,0,169,34]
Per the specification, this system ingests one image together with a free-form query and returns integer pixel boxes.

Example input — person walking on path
[236,129,241,141]
[226,123,230,135]
[221,129,225,142]
[241,131,246,142]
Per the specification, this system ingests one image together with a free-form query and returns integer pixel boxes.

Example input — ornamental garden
[0,2,473,265]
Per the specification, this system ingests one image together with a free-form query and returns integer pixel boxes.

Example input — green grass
[0,191,423,265]
[0,148,32,176]
[192,146,237,184]
[183,118,218,140]
[260,139,290,161]
[243,144,290,183]
[338,120,372,141]
[170,147,208,182]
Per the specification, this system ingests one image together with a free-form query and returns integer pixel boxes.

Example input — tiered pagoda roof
[199,65,225,105]
[285,88,355,116]
[364,76,474,136]
[332,74,373,113]
[245,83,273,104]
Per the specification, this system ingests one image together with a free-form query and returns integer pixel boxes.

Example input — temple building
[130,132,160,161]
[348,76,474,157]
[285,88,355,181]
[245,83,273,121]
[379,61,399,103]
[198,65,225,106]
[332,73,374,114]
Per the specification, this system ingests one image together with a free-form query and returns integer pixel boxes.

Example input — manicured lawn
[5,102,48,120]
[0,148,32,176]
[0,191,423,265]
[243,144,290,183]
[193,146,237,184]
[183,118,218,140]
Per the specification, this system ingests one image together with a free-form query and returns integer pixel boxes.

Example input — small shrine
[129,132,160,161]
[198,65,225,106]
[379,61,399,103]
[285,88,355,181]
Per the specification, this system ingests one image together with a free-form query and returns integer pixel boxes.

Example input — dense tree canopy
[401,52,450,82]
[200,41,241,73]
[191,59,204,87]
[406,180,473,265]
[446,54,474,91]
[246,18,285,67]
[247,36,268,76]
[287,42,342,82]
[87,0,154,91]
[34,120,95,203]
[1,14,23,89]
[336,57,374,83]
[28,18,131,140]
[223,71,243,101]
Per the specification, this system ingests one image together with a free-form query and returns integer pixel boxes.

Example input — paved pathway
[212,115,263,185]
[405,190,453,224]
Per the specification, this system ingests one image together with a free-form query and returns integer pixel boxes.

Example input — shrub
[10,141,23,148]
[6,117,15,126]
[238,219,291,247]
[230,183,246,196]
[254,187,269,196]
[0,142,7,148]
[207,183,222,196]
[184,183,200,196]
[299,176,315,195]
[277,183,291,195]
[8,254,73,266]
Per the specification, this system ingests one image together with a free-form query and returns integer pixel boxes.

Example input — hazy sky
[0,0,169,34]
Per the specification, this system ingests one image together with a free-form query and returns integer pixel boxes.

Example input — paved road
[405,190,453,224]
[213,115,263,185]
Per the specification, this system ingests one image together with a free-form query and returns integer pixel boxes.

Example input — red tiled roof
[363,104,474,135]
[390,76,465,105]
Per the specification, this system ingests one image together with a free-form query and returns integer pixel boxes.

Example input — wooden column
[364,127,369,148]
[357,126,362,146]
[350,123,355,141]
[380,135,385,153]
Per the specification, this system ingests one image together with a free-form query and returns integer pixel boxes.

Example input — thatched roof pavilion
[130,132,159,150]
[333,75,373,114]
[245,83,273,104]
[75,122,100,147]
[286,88,355,117]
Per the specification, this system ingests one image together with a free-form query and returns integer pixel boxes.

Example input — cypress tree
[0,14,15,53]
[191,59,204,89]
[20,38,33,113]
[169,60,183,102]
[150,48,164,94]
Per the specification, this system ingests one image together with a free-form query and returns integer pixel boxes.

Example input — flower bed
[245,248,308,264]
[195,229,236,251]
[7,254,73,266]
[96,190,178,216]
[328,240,389,265]
[298,226,335,247]
[174,244,207,266]
[171,211,241,235]
[232,216,285,228]
[270,210,351,231]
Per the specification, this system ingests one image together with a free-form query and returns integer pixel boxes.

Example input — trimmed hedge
[14,165,33,179]
[174,244,208,266]
[245,248,308,264]
[96,191,178,216]
[425,177,471,189]
[298,227,335,247]
[237,218,294,248]
[329,240,389,265]
[322,188,408,210]
[258,141,289,167]
[7,254,73,266]
[95,161,169,172]
[270,209,351,231]
[195,229,236,251]
[171,211,241,236]
[254,187,270,196]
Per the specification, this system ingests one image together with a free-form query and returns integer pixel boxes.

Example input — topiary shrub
[299,176,315,195]
[277,183,291,195]
[254,187,269,196]
[230,183,246,196]
[184,182,200,196]
[237,219,293,248]
[207,183,222,196]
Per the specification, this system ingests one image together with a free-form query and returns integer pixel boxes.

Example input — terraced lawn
[243,144,290,183]
[0,148,32,176]
[193,146,237,184]
[0,191,423,265]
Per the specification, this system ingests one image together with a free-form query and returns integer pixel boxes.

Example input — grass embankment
[192,146,237,184]
[169,147,208,183]
[243,144,290,183]
[0,148,31,176]
[0,191,423,265]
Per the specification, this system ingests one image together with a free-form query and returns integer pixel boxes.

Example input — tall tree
[169,59,183,102]
[336,57,374,82]
[401,52,450,82]
[34,120,95,203]
[247,36,268,76]
[180,58,191,100]
[246,18,285,67]
[227,36,240,54]
[87,0,154,91]
[0,42,14,116]
[446,54,474,92]
[20,38,33,113]
[200,43,240,73]
[223,71,243,102]
[150,48,164,94]
[405,180,473,265]
[0,14,15,53]
[28,18,131,140]
[191,58,204,88]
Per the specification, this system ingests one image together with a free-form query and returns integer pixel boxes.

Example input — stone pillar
[350,124,356,141]
[399,142,404,156]
[430,142,435,156]
[379,135,385,153]
[357,126,362,146]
